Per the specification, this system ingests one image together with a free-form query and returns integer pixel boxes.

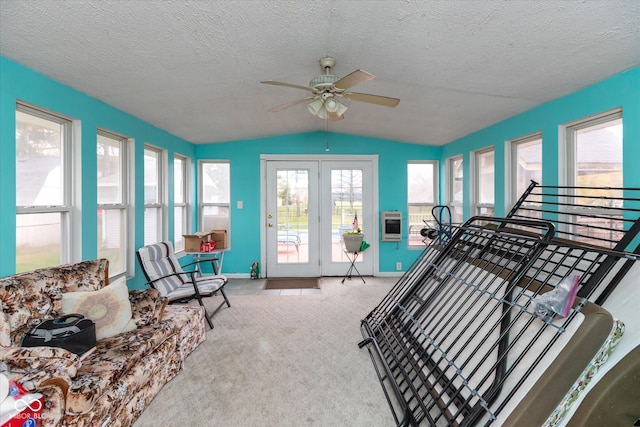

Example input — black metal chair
[137,241,230,328]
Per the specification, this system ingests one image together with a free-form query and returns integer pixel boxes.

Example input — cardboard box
[210,229,228,249]
[183,231,213,253]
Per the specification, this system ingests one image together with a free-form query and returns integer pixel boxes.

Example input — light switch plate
[237,200,243,209]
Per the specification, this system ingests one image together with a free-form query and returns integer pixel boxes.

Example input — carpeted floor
[133,277,397,427]
[264,277,320,290]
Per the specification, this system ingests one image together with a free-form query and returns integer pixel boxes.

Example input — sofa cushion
[161,305,206,363]
[60,334,179,426]
[129,288,167,328]
[65,320,174,414]
[0,311,10,347]
[60,277,136,340]
[0,259,109,343]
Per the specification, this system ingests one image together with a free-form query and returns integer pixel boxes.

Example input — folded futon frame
[360,182,640,426]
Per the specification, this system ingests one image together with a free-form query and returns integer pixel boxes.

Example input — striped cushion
[138,242,227,301]
[138,242,190,296]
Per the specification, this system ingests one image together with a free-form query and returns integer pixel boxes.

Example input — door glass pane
[331,169,363,262]
[277,169,308,264]
[98,208,125,276]
[16,213,62,273]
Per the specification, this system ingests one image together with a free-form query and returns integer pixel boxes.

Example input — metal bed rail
[506,181,640,304]
[360,216,638,426]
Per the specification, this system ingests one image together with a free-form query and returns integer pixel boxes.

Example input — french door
[262,156,376,278]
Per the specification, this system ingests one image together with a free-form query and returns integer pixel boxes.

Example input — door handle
[268,223,273,227]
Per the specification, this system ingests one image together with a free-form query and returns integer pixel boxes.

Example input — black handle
[52,313,85,325]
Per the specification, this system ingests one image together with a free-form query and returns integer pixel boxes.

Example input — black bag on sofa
[21,314,96,355]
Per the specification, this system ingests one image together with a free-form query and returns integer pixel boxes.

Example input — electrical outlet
[396,262,402,271]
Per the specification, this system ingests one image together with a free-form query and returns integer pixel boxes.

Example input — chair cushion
[137,242,190,295]
[165,277,224,301]
[194,275,227,291]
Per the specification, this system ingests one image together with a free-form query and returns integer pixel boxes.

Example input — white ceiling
[1,1,639,146]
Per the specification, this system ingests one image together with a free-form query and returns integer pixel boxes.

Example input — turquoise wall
[195,133,441,275]
[440,66,640,219]
[0,56,440,286]
[2,54,638,286]
[0,57,195,285]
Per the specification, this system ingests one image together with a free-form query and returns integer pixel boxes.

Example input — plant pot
[343,233,364,253]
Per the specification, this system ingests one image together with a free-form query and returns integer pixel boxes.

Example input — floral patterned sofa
[0,259,205,427]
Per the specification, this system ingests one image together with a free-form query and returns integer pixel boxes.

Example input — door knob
[268,223,273,227]
[268,214,273,219]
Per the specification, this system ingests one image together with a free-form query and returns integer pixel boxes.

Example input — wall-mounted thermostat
[381,211,403,241]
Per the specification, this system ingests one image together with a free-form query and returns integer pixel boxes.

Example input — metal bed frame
[360,182,640,426]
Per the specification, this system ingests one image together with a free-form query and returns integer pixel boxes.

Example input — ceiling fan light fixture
[307,98,324,115]
[324,98,347,116]
[309,74,339,89]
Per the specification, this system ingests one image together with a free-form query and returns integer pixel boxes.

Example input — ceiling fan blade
[267,97,314,112]
[333,70,375,90]
[344,92,400,108]
[261,80,315,92]
[328,112,344,121]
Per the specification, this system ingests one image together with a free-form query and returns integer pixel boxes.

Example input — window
[144,145,166,245]
[16,104,74,273]
[407,161,438,246]
[173,154,190,252]
[447,155,463,224]
[563,109,623,246]
[97,130,130,277]
[473,147,494,216]
[510,133,542,218]
[200,161,230,236]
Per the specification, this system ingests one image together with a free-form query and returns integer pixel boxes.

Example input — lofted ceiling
[1,0,639,146]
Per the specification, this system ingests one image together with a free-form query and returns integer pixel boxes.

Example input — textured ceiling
[1,1,639,145]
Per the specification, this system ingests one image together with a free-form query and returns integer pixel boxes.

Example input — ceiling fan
[261,56,400,121]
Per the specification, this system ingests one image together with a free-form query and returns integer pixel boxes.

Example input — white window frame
[558,108,623,242]
[199,160,231,238]
[446,155,463,224]
[561,108,622,189]
[97,129,132,279]
[16,103,78,271]
[507,132,543,212]
[407,160,438,248]
[173,154,190,253]
[143,144,168,245]
[472,146,495,217]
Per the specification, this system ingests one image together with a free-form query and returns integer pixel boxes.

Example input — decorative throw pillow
[60,277,136,340]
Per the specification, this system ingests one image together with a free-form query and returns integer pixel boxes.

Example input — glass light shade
[307,98,324,115]
[324,98,347,116]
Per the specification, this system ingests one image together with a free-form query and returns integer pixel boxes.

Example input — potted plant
[343,227,364,253]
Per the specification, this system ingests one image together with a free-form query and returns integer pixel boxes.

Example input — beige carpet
[133,277,397,427]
